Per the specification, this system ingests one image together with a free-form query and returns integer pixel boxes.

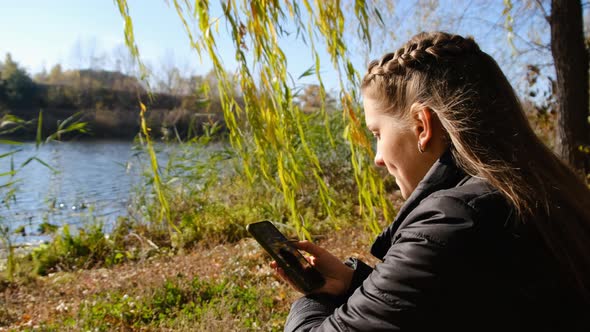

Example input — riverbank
[0,224,380,331]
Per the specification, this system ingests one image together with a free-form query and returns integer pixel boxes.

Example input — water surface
[0,140,147,245]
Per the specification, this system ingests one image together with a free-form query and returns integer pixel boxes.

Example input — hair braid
[362,32,480,85]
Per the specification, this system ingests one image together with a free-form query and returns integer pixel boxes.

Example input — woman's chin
[400,190,409,200]
[397,181,416,200]
[397,184,408,199]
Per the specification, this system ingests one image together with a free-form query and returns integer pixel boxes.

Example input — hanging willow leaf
[115,0,394,238]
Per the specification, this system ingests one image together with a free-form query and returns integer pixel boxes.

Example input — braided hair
[364,32,480,78]
[361,31,590,300]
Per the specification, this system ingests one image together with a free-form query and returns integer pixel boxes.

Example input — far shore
[1,107,225,140]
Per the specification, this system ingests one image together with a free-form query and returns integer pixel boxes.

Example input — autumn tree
[298,84,336,113]
[0,53,36,109]
[46,64,64,85]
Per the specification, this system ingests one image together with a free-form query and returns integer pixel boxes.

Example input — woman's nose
[374,149,385,167]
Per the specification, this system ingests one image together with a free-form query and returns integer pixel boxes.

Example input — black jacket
[285,152,588,331]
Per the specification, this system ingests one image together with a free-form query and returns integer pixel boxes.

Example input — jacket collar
[370,149,468,260]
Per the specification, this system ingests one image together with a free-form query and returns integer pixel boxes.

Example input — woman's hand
[270,240,354,297]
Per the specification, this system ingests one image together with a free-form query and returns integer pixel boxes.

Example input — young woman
[274,31,590,331]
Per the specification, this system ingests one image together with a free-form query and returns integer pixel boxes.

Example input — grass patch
[31,224,111,275]
[66,276,286,331]
[22,237,294,331]
[1,223,376,330]
[6,217,161,279]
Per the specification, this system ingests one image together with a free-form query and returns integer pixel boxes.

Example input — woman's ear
[413,106,434,150]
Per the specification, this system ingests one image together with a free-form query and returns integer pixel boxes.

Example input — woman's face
[363,97,429,199]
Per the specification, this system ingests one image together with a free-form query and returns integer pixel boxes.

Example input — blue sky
[0,1,560,95]
[0,1,230,73]
[0,0,342,88]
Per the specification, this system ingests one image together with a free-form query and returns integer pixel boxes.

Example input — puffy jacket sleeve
[284,196,477,331]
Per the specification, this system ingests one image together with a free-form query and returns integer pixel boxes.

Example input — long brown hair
[361,31,590,299]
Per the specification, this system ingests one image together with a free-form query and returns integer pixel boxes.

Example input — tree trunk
[550,0,589,175]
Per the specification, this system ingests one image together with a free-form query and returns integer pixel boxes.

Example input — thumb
[293,240,326,257]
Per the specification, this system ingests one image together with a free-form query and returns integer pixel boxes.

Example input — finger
[275,267,290,283]
[308,255,317,266]
[275,267,304,293]
[271,263,288,283]
[293,240,327,257]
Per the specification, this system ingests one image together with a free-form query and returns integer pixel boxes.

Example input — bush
[31,224,111,275]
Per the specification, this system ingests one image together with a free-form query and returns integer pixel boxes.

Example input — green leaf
[0,149,22,159]
[36,110,43,149]
[20,157,58,173]
[374,8,384,26]
[297,65,315,80]
[0,179,20,189]
[0,170,17,177]
[0,139,23,145]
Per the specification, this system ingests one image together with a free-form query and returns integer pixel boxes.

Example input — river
[0,140,163,245]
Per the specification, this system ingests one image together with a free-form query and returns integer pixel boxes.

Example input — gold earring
[418,142,424,153]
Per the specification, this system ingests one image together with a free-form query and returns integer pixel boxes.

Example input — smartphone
[247,220,325,292]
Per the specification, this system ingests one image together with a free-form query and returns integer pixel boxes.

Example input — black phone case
[247,221,325,292]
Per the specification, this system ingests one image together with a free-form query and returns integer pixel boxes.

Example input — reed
[0,111,87,280]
